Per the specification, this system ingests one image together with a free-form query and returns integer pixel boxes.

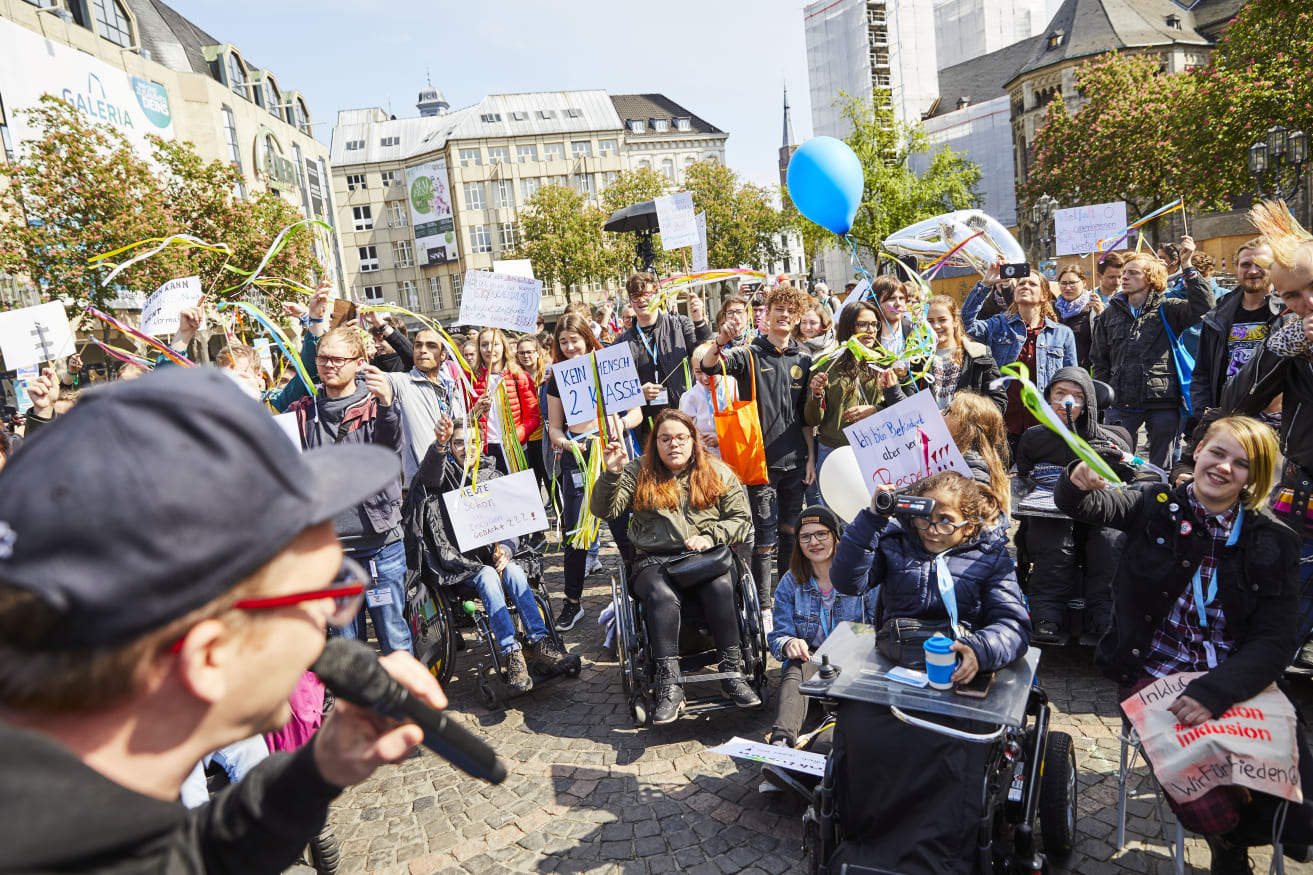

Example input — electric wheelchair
[610,550,770,727]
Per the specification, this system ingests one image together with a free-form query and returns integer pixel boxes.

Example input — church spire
[782,84,796,148]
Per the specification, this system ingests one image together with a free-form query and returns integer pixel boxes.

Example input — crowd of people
[3,198,1313,874]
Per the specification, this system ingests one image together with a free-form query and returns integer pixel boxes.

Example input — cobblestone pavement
[299,548,1313,875]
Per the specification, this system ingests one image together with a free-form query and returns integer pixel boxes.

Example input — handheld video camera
[873,491,936,517]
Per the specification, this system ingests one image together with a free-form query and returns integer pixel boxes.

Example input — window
[344,140,365,152]
[392,240,414,268]
[380,169,398,186]
[549,175,567,187]
[638,158,652,170]
[470,225,492,254]
[363,285,384,302]
[479,112,503,123]
[651,118,669,132]
[463,181,485,210]
[684,156,696,169]
[226,52,246,97]
[493,179,513,209]
[517,144,538,163]
[1047,30,1064,49]
[488,146,511,163]
[352,205,373,231]
[379,136,400,148]
[599,138,618,157]
[543,142,565,161]
[499,223,518,250]
[571,140,593,159]
[1165,13,1181,29]
[345,172,366,190]
[386,202,407,227]
[537,109,554,120]
[93,0,133,48]
[675,117,691,131]
[573,173,594,198]
[521,177,540,201]
[452,272,463,304]
[511,111,528,122]
[660,159,674,180]
[429,275,444,309]
[459,148,482,167]
[601,170,619,189]
[628,119,645,133]
[400,280,419,311]
[358,246,379,272]
[221,106,243,174]
[263,78,282,120]
[565,108,582,118]
[293,100,309,134]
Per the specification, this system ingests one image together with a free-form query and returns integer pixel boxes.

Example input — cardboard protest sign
[552,356,597,427]
[709,737,827,777]
[459,270,542,334]
[832,278,870,322]
[140,276,202,336]
[442,469,548,552]
[655,192,698,249]
[492,259,534,279]
[691,212,708,273]
[1054,201,1127,256]
[273,412,302,453]
[842,390,972,492]
[592,344,644,416]
[0,301,75,371]
[1122,672,1302,805]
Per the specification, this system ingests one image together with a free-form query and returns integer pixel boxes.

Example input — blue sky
[172,0,1064,192]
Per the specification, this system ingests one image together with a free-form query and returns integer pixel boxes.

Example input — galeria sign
[459,270,542,334]
[843,389,971,492]
[553,345,645,427]
[442,469,549,552]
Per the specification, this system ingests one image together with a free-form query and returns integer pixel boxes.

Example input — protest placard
[140,276,202,336]
[592,343,644,416]
[552,356,596,427]
[709,737,827,777]
[1054,201,1127,256]
[691,212,708,273]
[492,258,534,279]
[272,412,302,453]
[459,270,542,333]
[442,469,549,552]
[833,278,870,322]
[655,192,698,249]
[252,337,275,379]
[0,301,75,371]
[1122,672,1302,805]
[842,390,971,492]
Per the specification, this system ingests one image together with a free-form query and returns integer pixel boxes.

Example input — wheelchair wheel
[308,825,339,874]
[1038,731,1077,859]
[412,587,456,687]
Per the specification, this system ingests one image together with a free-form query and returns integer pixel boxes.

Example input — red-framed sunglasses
[169,557,369,653]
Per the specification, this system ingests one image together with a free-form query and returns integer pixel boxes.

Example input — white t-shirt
[678,377,739,459]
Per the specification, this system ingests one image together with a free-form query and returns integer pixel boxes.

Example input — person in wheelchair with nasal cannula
[827,470,1031,874]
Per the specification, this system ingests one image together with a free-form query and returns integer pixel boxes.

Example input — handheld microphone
[312,639,507,784]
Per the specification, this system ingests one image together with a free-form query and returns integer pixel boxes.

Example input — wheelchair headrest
[1092,380,1114,410]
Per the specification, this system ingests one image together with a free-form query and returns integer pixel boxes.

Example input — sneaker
[528,636,582,674]
[1032,620,1063,645]
[585,554,603,577]
[556,599,584,632]
[759,779,784,794]
[504,649,533,694]
[1293,639,1313,672]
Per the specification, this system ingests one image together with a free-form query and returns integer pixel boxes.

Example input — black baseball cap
[0,366,398,650]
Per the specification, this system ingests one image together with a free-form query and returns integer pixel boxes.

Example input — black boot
[719,645,762,707]
[652,657,685,724]
[1205,834,1252,875]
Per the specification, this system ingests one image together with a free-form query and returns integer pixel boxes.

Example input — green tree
[801,92,982,259]
[1185,0,1313,207]
[0,96,319,313]
[515,184,607,303]
[1021,53,1199,242]
[600,166,673,278]
[683,160,787,270]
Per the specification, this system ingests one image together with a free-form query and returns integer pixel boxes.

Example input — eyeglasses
[315,354,359,369]
[854,320,881,331]
[910,517,975,536]
[799,531,832,544]
[168,558,369,653]
[1058,280,1082,287]
[657,434,693,448]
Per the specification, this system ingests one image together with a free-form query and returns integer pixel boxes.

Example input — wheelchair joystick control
[819,654,837,681]
[461,600,479,617]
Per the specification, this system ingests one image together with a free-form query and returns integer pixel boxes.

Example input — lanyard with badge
[1192,505,1243,670]
[634,324,670,406]
[933,554,962,638]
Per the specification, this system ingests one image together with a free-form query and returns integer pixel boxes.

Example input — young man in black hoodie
[1015,366,1133,645]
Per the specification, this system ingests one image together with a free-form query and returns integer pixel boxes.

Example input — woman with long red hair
[593,409,756,724]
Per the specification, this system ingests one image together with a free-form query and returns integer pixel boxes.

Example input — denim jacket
[768,570,877,661]
[960,282,1078,390]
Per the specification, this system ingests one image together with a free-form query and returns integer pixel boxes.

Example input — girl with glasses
[1054,266,1104,368]
[515,335,551,496]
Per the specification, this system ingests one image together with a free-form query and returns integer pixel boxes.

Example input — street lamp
[1249,123,1308,202]
[1031,193,1058,260]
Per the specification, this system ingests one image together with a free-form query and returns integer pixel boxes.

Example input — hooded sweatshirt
[1014,366,1132,485]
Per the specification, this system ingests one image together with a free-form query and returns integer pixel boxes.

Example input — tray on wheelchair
[1010,483,1072,520]
[799,622,1040,729]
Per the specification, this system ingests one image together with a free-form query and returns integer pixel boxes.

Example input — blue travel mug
[923,634,956,690]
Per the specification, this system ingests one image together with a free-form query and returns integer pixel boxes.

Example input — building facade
[932,0,1046,71]
[0,0,344,307]
[330,89,728,324]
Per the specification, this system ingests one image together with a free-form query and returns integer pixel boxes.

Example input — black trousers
[631,562,740,660]
[1024,518,1123,630]
[771,659,818,742]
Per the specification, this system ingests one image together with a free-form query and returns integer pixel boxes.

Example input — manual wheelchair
[610,550,770,727]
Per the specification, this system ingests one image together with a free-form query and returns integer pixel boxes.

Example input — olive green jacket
[803,362,906,450]
[591,457,751,556]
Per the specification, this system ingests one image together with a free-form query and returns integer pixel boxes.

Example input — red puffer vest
[471,368,541,445]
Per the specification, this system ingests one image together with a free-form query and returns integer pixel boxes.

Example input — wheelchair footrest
[676,670,742,685]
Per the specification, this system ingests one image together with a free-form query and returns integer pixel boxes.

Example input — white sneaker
[585,555,603,576]
[759,779,783,794]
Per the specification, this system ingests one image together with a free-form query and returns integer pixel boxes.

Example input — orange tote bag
[711,350,769,486]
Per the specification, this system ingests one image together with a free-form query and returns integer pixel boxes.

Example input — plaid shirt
[1142,485,1239,678]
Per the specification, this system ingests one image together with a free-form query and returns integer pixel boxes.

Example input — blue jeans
[341,539,413,656]
[1105,407,1180,470]
[805,443,834,508]
[464,563,551,654]
[179,735,270,808]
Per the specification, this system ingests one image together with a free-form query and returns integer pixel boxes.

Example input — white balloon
[818,446,872,525]
[883,210,1025,275]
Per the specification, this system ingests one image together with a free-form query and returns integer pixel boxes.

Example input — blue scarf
[1054,291,1091,320]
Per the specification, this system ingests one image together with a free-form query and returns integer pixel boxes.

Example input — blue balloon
[786,136,864,235]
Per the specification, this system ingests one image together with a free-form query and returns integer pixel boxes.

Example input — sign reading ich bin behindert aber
[842,390,971,493]
[459,270,542,334]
